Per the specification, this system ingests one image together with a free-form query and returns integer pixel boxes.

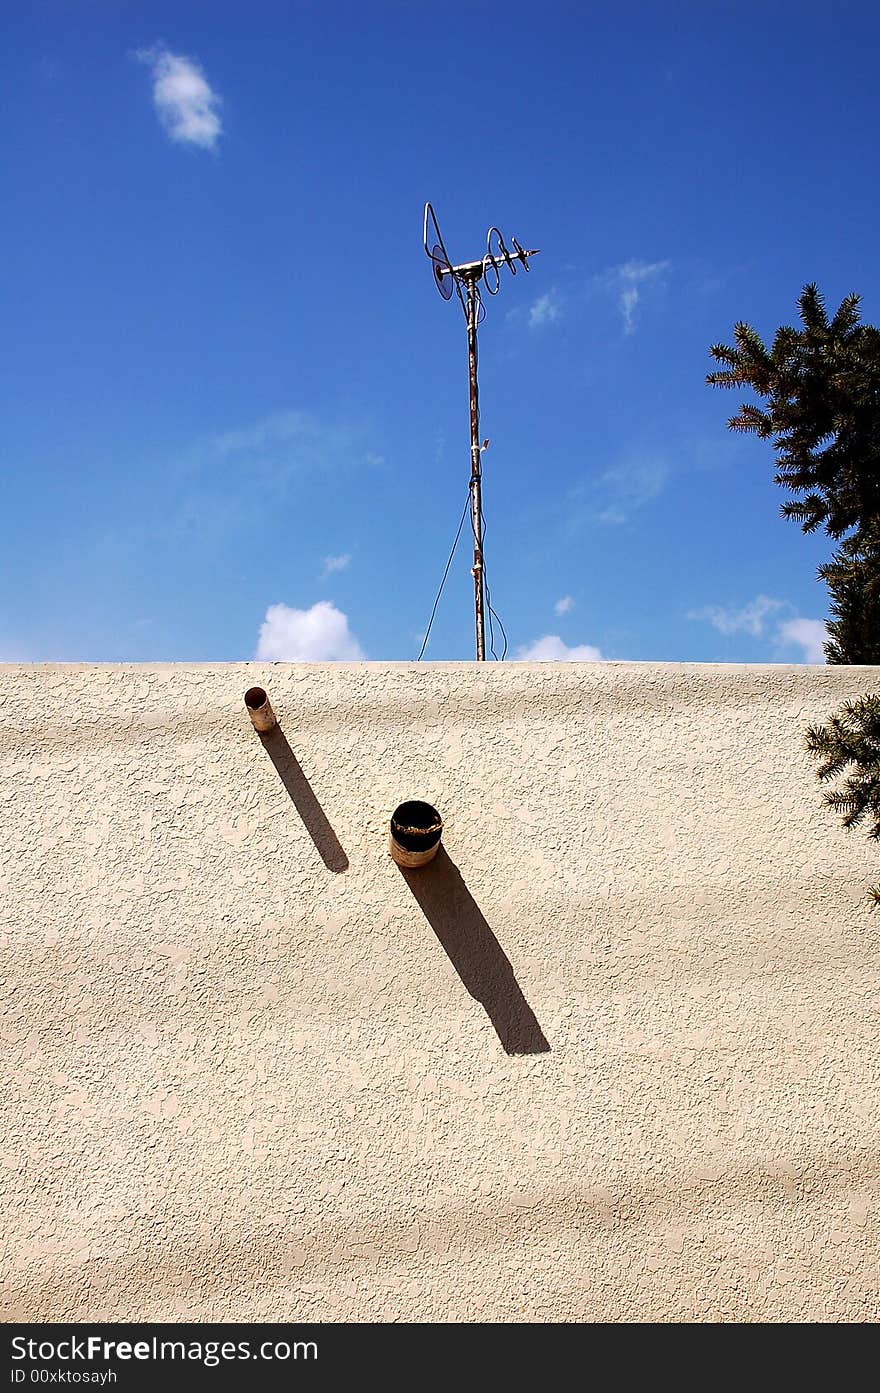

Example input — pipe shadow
[399,846,549,1055]
[258,726,349,873]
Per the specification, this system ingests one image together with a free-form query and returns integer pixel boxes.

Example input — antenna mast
[423,203,539,660]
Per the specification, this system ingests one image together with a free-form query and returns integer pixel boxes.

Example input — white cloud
[569,455,668,529]
[600,259,670,334]
[159,408,380,550]
[320,553,351,579]
[528,289,562,330]
[570,454,665,529]
[554,595,574,616]
[256,601,365,661]
[209,410,360,468]
[688,595,829,663]
[137,46,222,151]
[515,635,604,662]
[778,617,828,663]
[600,459,667,517]
[687,594,785,638]
[596,505,626,526]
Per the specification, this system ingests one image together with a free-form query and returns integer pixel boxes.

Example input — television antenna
[423,202,539,660]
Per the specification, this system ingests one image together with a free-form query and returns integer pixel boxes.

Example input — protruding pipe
[389,800,443,868]
[244,686,277,734]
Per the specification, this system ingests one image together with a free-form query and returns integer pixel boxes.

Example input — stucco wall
[2,661,879,1322]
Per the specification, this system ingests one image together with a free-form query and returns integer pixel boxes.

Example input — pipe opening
[390,800,443,867]
[244,686,277,733]
[245,687,268,711]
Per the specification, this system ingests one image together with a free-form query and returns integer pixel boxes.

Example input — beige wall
[2,661,880,1322]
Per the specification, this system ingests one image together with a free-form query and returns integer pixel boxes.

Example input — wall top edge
[3,661,880,673]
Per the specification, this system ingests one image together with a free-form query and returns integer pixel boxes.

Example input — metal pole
[466,275,486,661]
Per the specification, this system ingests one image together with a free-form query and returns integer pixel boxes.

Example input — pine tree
[707,284,880,543]
[707,284,880,663]
[804,695,880,905]
[711,285,880,903]
[819,526,880,665]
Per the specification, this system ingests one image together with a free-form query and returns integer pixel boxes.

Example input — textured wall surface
[2,661,880,1323]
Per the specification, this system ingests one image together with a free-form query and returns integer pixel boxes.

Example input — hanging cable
[478,505,499,660]
[472,481,509,661]
[468,486,494,658]
[415,491,471,661]
[484,564,509,660]
[483,549,509,661]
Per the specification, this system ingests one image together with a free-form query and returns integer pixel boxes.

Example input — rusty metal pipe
[389,800,443,868]
[244,686,277,734]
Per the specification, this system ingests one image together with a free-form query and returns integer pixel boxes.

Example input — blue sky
[3,1,879,663]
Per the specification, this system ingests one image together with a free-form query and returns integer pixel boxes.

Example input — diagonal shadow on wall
[400,847,549,1055]
[258,727,349,873]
